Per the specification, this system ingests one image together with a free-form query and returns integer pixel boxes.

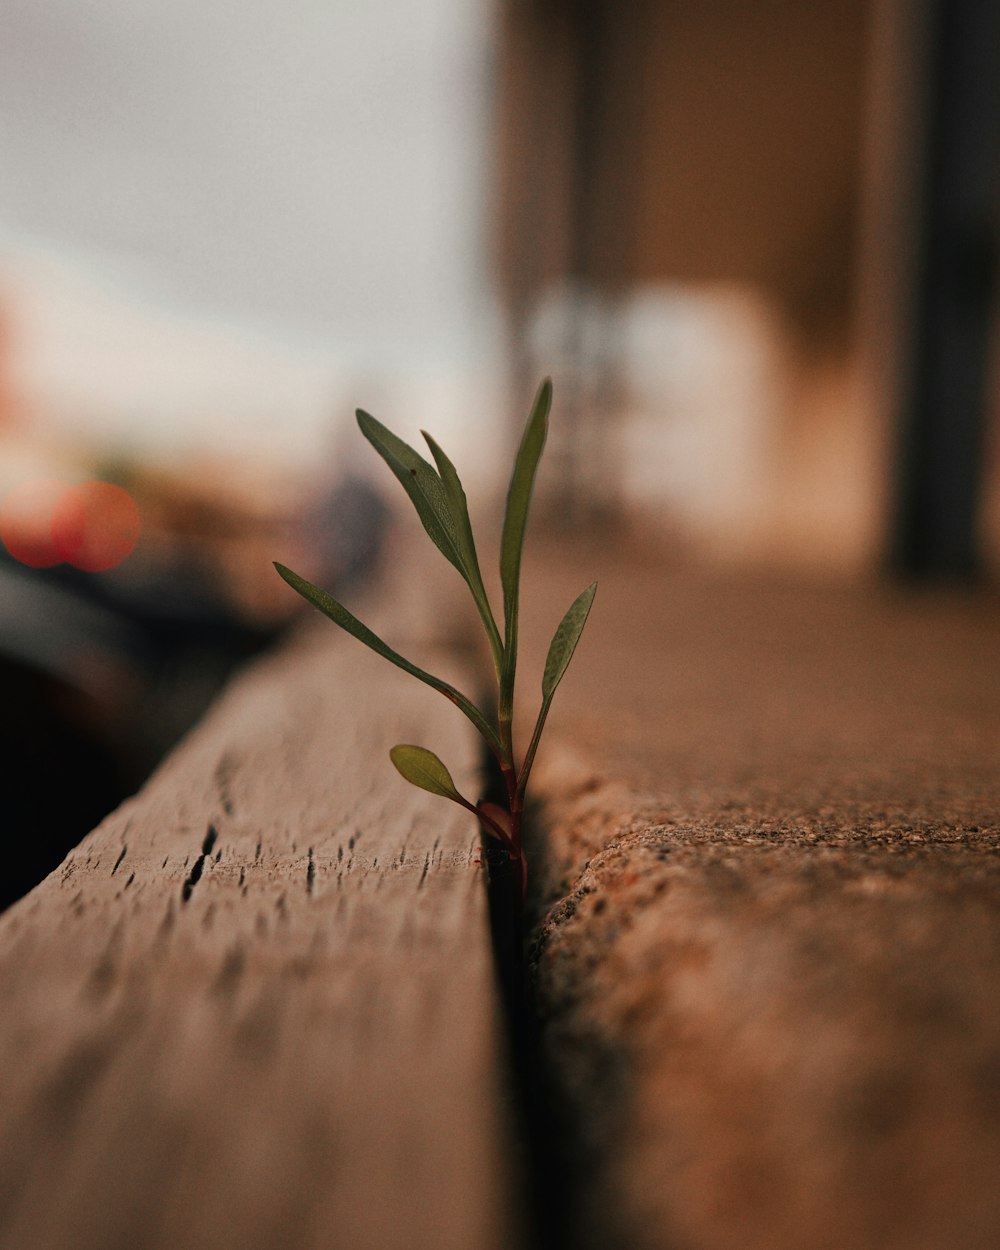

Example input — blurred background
[1,0,998,905]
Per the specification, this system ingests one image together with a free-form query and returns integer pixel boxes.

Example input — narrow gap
[479,744,576,1250]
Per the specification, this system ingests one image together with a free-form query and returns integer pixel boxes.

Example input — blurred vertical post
[889,0,1000,579]
[495,0,650,525]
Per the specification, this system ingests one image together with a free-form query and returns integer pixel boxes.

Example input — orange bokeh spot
[0,478,70,568]
[52,481,142,572]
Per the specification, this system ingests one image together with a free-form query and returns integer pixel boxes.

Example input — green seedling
[274,379,595,903]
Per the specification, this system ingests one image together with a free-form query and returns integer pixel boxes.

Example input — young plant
[274,379,595,903]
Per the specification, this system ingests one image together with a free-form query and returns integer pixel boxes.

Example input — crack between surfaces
[478,734,580,1250]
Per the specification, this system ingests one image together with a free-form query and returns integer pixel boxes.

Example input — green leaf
[390,744,467,803]
[422,430,503,671]
[273,562,501,752]
[356,410,465,578]
[516,581,597,806]
[499,378,552,704]
[421,432,476,570]
[542,581,597,699]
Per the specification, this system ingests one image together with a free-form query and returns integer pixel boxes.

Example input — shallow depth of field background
[3,0,997,569]
[0,1,997,903]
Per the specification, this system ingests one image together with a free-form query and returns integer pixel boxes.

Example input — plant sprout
[274,379,595,903]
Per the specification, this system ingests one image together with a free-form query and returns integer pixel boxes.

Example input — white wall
[0,0,503,475]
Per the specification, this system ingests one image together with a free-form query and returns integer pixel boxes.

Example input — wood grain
[0,615,518,1250]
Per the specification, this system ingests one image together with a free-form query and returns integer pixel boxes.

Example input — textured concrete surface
[520,533,1000,1250]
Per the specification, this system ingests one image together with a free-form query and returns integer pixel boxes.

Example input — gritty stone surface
[521,534,1000,1250]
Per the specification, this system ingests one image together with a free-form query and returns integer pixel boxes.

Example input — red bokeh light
[0,478,141,572]
[0,478,70,568]
[52,481,142,572]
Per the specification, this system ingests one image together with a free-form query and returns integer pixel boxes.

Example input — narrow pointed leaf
[542,581,597,699]
[499,378,552,696]
[423,430,503,668]
[515,583,597,807]
[421,432,477,572]
[274,562,500,751]
[356,409,465,578]
[390,744,467,803]
[500,379,551,623]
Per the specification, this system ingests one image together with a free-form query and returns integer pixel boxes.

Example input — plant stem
[500,757,527,906]
[509,806,526,904]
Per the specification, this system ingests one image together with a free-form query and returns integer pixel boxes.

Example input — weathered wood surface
[0,593,518,1250]
[520,535,1000,1250]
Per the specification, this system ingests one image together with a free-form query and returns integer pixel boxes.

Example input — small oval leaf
[390,744,466,803]
[542,582,597,700]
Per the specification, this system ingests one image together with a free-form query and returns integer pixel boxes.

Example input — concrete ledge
[531,754,1000,1250]
[521,541,1000,1250]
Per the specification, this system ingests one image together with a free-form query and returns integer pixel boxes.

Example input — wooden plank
[0,610,519,1250]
